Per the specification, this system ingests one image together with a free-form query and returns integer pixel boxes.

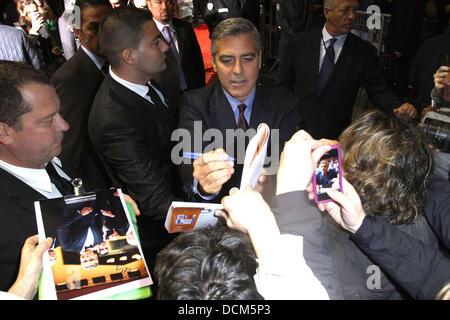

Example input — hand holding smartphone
[312,145,343,203]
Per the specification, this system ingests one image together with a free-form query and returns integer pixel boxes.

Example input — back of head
[210,17,261,60]
[98,7,152,68]
[339,110,434,225]
[0,60,50,129]
[155,223,263,300]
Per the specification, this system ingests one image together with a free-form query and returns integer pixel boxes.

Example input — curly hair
[339,110,434,225]
[154,222,263,300]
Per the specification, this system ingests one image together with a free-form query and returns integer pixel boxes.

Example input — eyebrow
[219,52,256,59]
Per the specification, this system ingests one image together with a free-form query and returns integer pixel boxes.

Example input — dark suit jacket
[88,74,185,222]
[0,168,48,291]
[51,48,111,189]
[278,30,402,139]
[152,18,205,111]
[177,81,297,202]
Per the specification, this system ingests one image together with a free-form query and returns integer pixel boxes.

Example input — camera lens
[423,118,450,153]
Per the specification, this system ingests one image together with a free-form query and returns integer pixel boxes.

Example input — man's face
[324,0,358,36]
[319,160,329,174]
[74,5,112,56]
[80,249,99,270]
[213,33,261,102]
[147,0,173,24]
[134,20,169,79]
[4,84,69,169]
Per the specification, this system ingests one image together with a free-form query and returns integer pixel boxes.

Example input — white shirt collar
[153,18,174,33]
[109,68,167,106]
[80,45,106,71]
[0,157,63,194]
[109,67,149,99]
[322,25,347,44]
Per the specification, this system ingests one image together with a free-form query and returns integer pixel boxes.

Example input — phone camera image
[313,146,342,203]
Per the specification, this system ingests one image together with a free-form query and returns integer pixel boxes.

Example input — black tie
[319,37,337,94]
[146,83,165,107]
[237,104,248,131]
[45,163,73,196]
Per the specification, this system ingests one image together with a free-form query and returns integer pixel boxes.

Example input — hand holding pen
[189,149,235,195]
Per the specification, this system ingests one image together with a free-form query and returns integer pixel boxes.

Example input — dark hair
[98,7,152,68]
[211,18,261,60]
[0,61,51,129]
[75,0,111,25]
[154,222,263,300]
[339,110,434,225]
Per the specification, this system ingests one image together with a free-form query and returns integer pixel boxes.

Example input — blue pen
[183,152,235,162]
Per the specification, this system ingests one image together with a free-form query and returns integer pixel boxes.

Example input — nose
[56,113,69,132]
[232,60,242,74]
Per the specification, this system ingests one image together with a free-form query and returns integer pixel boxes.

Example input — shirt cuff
[192,179,218,200]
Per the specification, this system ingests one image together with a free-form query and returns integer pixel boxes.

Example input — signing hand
[193,148,234,195]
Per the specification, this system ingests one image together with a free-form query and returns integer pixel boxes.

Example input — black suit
[0,168,47,291]
[177,81,297,202]
[278,30,402,139]
[152,18,205,110]
[89,74,185,220]
[51,48,111,189]
[88,74,183,267]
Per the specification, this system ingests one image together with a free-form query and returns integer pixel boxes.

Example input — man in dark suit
[51,0,112,189]
[177,18,297,202]
[88,8,185,263]
[147,0,205,108]
[0,61,139,294]
[277,0,417,140]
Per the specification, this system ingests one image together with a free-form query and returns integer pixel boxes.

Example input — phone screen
[313,146,342,203]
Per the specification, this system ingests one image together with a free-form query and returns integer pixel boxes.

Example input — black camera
[422,118,450,153]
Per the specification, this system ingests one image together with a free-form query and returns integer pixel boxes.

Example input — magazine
[35,188,152,300]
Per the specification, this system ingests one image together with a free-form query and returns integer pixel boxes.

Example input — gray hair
[210,18,261,60]
[323,0,337,10]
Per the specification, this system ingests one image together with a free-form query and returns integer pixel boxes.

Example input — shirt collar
[109,68,149,98]
[153,18,174,34]
[80,45,106,70]
[223,87,256,120]
[0,157,63,194]
[322,25,347,44]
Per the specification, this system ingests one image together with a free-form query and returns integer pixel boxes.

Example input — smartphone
[312,145,343,203]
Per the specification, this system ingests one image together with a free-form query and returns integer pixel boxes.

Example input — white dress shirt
[0,157,70,199]
[109,67,168,107]
[319,26,348,71]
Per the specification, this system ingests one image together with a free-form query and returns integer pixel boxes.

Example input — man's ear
[73,28,82,41]
[121,48,136,65]
[212,57,217,73]
[0,122,13,145]
[323,6,331,19]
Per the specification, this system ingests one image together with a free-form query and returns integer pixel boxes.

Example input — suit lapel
[0,168,48,212]
[172,19,185,58]
[76,48,104,79]
[322,33,354,92]
[306,31,322,93]
[208,84,238,134]
[107,75,169,117]
[248,86,271,129]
